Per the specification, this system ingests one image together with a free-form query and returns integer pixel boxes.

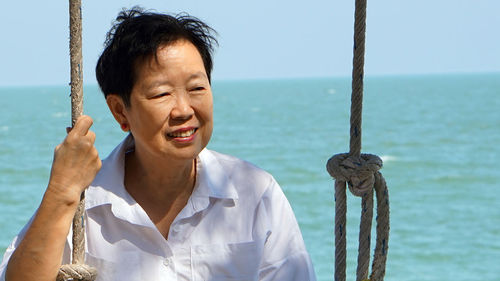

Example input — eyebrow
[145,79,171,92]
[187,71,208,81]
[145,71,208,91]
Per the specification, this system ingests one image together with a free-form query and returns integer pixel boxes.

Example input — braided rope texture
[69,0,83,125]
[327,0,390,279]
[71,200,86,264]
[57,264,97,281]
[370,172,390,281]
[349,0,367,158]
[334,181,347,281]
[356,191,373,281]
[327,154,390,281]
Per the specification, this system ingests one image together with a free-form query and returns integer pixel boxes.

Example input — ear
[106,95,129,131]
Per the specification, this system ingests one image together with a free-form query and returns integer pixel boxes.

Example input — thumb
[72,115,94,136]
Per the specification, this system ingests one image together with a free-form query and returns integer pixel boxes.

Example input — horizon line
[0,70,498,88]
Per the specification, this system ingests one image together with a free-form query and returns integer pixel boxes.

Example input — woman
[0,8,316,281]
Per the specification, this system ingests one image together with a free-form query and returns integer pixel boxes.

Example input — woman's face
[118,40,213,162]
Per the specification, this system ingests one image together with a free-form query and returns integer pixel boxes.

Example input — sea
[0,73,499,280]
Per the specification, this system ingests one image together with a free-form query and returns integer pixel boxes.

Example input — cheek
[202,105,214,132]
[128,106,167,132]
[206,103,214,121]
[203,119,213,147]
[199,95,214,123]
[200,101,214,141]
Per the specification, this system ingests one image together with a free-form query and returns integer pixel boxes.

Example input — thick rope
[327,154,384,280]
[327,155,389,281]
[349,0,367,158]
[326,0,390,280]
[69,0,83,127]
[356,188,373,280]
[57,264,97,281]
[57,1,97,280]
[334,180,347,281]
[370,172,389,281]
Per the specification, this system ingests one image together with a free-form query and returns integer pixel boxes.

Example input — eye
[190,86,205,92]
[152,92,170,98]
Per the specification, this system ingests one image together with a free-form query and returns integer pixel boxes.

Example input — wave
[380,155,398,163]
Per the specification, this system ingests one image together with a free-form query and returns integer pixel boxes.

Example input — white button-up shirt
[1,136,316,281]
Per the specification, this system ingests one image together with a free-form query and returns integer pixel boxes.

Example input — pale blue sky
[0,0,499,86]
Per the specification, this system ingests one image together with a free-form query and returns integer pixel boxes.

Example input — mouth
[167,128,197,139]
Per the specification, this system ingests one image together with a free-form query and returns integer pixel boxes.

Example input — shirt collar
[86,135,135,210]
[194,148,239,201]
[85,135,239,213]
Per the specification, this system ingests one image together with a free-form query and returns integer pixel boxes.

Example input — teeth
[168,129,195,138]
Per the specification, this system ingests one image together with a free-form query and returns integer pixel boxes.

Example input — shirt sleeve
[0,238,16,281]
[0,214,35,281]
[257,178,317,281]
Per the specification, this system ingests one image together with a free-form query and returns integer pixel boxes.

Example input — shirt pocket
[191,240,264,281]
[85,252,140,281]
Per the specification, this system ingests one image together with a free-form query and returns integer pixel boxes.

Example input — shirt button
[163,258,170,267]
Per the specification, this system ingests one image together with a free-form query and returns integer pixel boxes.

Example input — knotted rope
[326,0,390,280]
[57,1,97,280]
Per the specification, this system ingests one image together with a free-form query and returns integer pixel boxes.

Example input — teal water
[1,73,499,280]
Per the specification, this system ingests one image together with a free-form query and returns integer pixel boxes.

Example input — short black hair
[96,7,218,106]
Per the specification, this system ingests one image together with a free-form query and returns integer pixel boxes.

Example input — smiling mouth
[167,128,197,138]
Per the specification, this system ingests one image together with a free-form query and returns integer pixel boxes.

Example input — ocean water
[0,73,499,280]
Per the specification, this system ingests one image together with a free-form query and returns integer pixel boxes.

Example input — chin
[168,146,204,161]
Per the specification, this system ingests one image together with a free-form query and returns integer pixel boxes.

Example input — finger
[72,115,94,136]
[87,130,96,144]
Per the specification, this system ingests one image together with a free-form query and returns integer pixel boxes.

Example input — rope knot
[327,153,383,197]
[57,264,97,281]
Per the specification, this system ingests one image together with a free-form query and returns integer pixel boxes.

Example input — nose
[170,93,194,120]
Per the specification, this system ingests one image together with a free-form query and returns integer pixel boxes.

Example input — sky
[0,0,499,86]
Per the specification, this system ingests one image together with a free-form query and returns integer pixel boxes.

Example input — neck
[124,147,196,202]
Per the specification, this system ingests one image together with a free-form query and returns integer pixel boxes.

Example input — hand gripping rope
[57,1,97,280]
